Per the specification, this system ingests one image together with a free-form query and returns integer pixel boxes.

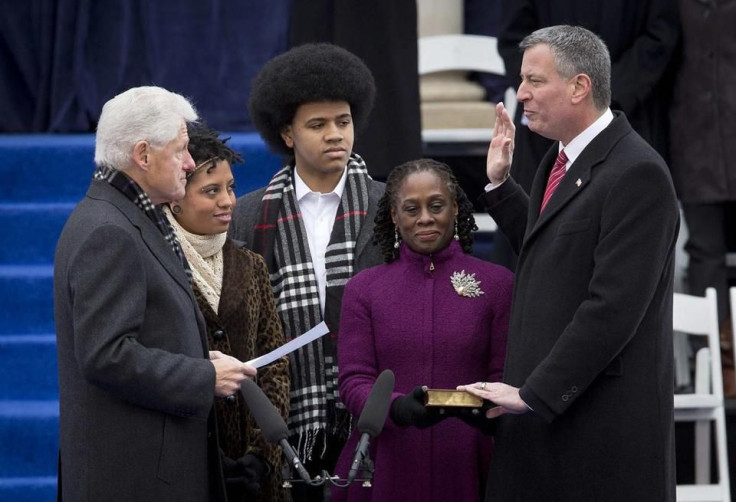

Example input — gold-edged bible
[424,389,483,408]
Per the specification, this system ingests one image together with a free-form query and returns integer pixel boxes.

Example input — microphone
[240,379,312,484]
[347,369,395,483]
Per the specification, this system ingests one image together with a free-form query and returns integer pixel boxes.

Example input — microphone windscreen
[356,369,395,437]
[241,379,289,443]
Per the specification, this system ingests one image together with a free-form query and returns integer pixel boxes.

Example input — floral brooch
[451,270,484,298]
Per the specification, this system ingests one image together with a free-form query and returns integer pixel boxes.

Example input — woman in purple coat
[332,159,513,501]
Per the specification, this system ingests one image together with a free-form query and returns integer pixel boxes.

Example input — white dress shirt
[293,169,347,316]
[558,108,614,171]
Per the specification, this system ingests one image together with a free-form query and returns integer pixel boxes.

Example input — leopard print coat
[194,238,291,502]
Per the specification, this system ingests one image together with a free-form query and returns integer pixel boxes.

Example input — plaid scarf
[93,164,191,280]
[252,153,371,459]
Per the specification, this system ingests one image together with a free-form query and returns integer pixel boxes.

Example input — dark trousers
[682,201,736,321]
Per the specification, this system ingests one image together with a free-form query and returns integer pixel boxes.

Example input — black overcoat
[669,0,736,204]
[481,113,679,501]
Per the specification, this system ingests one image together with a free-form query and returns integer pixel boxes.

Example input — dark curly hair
[248,43,376,156]
[374,159,477,263]
[186,122,243,179]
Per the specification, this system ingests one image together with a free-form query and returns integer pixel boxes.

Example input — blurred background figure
[332,159,513,502]
[165,123,291,502]
[669,0,736,396]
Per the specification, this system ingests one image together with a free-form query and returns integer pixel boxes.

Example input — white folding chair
[418,34,509,235]
[731,287,736,338]
[417,34,516,145]
[674,288,731,501]
[727,254,736,272]
[730,285,736,390]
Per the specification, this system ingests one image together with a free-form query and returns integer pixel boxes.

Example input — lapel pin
[576,178,582,187]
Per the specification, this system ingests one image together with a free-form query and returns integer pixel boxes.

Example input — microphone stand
[281,455,376,494]
[274,369,395,497]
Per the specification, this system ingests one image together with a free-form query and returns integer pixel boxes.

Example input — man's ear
[281,126,294,149]
[570,74,592,105]
[132,140,150,170]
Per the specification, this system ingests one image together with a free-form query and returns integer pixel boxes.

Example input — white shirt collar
[294,167,347,201]
[558,108,614,168]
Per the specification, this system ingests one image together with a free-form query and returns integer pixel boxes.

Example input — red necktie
[540,149,568,213]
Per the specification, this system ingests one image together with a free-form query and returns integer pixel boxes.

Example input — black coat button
[213,330,225,341]
[225,395,236,404]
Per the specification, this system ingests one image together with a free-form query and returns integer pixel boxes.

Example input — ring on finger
[480,382,487,391]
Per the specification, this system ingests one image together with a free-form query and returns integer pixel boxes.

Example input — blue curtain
[0,0,289,132]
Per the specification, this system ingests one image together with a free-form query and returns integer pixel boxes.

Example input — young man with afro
[229,43,385,500]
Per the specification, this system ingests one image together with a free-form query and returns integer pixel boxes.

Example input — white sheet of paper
[246,321,330,369]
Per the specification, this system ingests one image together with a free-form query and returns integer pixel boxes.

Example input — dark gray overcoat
[54,180,225,501]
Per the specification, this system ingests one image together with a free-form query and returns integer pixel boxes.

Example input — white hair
[94,86,198,169]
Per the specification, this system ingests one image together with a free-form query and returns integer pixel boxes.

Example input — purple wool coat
[332,240,513,502]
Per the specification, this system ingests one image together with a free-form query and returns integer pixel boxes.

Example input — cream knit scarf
[163,206,226,313]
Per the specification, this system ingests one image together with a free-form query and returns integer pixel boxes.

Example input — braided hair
[374,159,477,263]
[186,122,243,179]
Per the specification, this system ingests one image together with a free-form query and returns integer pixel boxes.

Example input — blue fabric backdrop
[0,0,289,132]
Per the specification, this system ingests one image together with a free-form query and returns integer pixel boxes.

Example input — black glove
[390,386,446,429]
[222,453,270,499]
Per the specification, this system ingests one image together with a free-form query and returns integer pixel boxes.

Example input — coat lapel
[355,179,381,258]
[88,181,192,293]
[527,146,558,224]
[524,112,631,244]
[533,158,593,227]
[87,180,210,354]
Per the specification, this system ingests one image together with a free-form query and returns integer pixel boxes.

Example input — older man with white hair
[54,86,256,501]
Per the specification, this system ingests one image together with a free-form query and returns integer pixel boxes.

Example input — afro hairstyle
[248,43,376,156]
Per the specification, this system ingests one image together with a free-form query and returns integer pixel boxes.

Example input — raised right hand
[486,102,516,185]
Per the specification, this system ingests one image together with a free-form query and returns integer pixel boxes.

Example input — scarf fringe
[293,415,354,462]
